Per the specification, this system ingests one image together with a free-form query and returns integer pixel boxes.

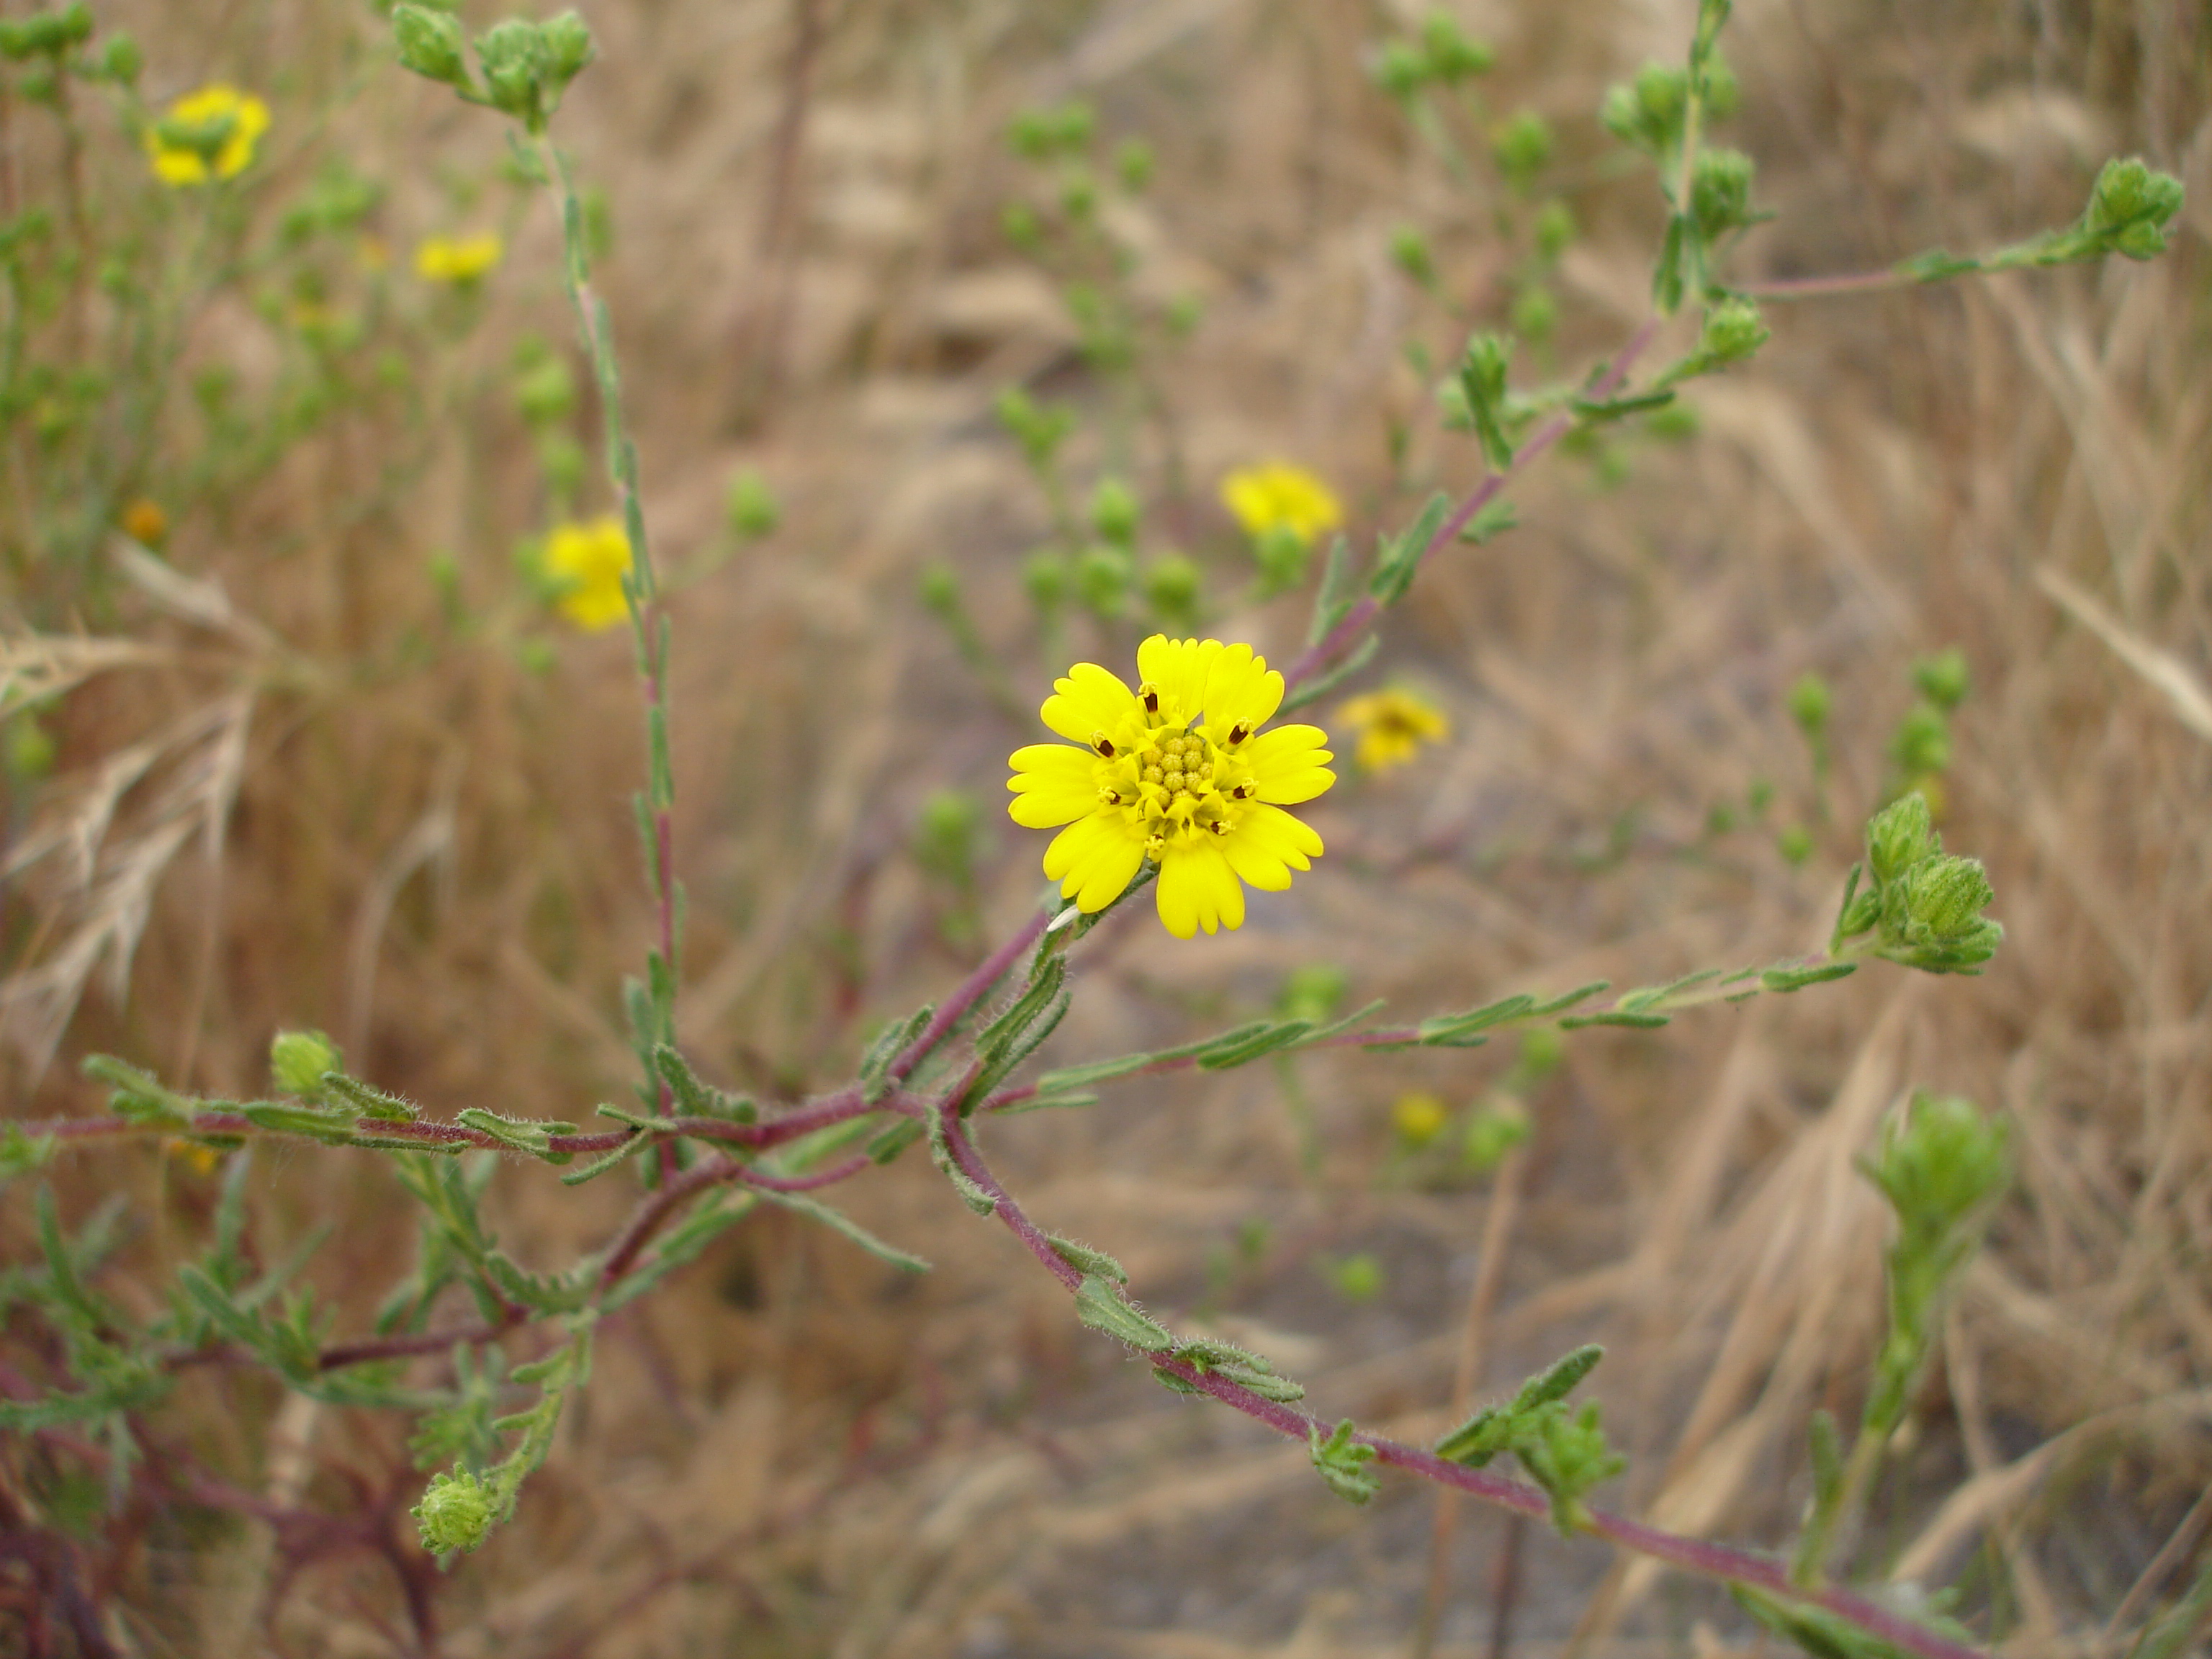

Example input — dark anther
[1141,683,1160,714]
[1227,721,1251,746]
[1092,732,1116,758]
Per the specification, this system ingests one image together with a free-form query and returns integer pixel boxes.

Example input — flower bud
[1493,111,1553,190]
[1912,647,1969,711]
[1698,297,1768,366]
[1905,853,1992,938]
[1390,225,1434,286]
[99,30,143,84]
[1074,544,1133,619]
[270,1029,342,1097]
[725,468,779,539]
[1089,477,1139,546]
[1141,554,1201,631]
[1690,146,1755,238]
[413,1470,493,1555]
[1021,549,1069,611]
[539,11,595,91]
[391,4,469,89]
[1889,703,1951,778]
[474,19,548,120]
[1786,671,1830,737]
[1866,791,1934,885]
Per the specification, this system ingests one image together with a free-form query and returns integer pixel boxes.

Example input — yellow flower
[414,233,505,286]
[1392,1090,1449,1147]
[163,1138,220,1175]
[542,518,634,631]
[145,85,270,186]
[1220,462,1343,547]
[120,498,168,549]
[1336,687,1449,773]
[1007,636,1336,939]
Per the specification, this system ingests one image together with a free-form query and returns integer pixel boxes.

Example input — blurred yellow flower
[1392,1090,1448,1147]
[543,518,633,631]
[1007,635,1335,938]
[120,498,168,549]
[415,233,505,285]
[145,84,269,186]
[163,1138,220,1175]
[1336,687,1449,773]
[1220,462,1342,547]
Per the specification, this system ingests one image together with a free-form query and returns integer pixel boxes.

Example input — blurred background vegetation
[1,0,2207,1653]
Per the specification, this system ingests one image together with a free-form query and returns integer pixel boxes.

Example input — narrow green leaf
[754,1189,930,1273]
[1073,1274,1174,1349]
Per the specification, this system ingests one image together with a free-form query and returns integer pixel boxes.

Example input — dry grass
[4,0,2208,1654]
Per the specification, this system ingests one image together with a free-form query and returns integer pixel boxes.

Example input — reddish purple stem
[940,1107,1987,1659]
[1284,317,1662,696]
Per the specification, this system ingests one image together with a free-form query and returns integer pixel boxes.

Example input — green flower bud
[59,1,93,45]
[1074,544,1133,619]
[99,30,142,84]
[914,789,981,884]
[391,4,469,88]
[539,11,595,92]
[1462,1097,1529,1175]
[1052,101,1095,150]
[725,469,779,539]
[1868,1092,2010,1240]
[1786,671,1830,737]
[1912,647,1969,711]
[413,1469,494,1555]
[1601,62,1688,154]
[1021,549,1069,611]
[1000,201,1042,253]
[536,433,585,498]
[1252,523,1312,595]
[1903,853,1993,938]
[1277,962,1348,1022]
[1006,108,1054,161]
[513,356,576,425]
[2085,156,2185,253]
[270,1030,343,1098]
[1141,553,1202,630]
[1889,703,1951,778]
[1531,202,1574,264]
[1089,477,1139,546]
[1865,791,1935,885]
[1373,38,1426,101]
[474,19,549,120]
[1690,146,1755,238]
[1389,224,1435,286]
[1697,297,1768,367]
[1058,171,1098,221]
[917,562,960,615]
[1493,111,1553,192]
[1114,139,1154,193]
[1509,284,1558,343]
[1421,12,1494,81]
[1777,824,1813,866]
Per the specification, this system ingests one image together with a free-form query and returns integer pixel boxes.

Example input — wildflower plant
[0,1,2195,1655]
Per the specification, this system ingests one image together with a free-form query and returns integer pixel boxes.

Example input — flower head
[1336,687,1449,773]
[120,498,168,549]
[1220,462,1342,548]
[541,517,633,631]
[415,232,505,286]
[145,85,269,186]
[1008,636,1334,938]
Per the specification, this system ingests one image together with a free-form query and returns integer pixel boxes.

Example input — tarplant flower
[1007,636,1334,938]
[145,84,269,186]
[541,517,632,631]
[1220,461,1342,547]
[415,232,505,285]
[1336,686,1449,772]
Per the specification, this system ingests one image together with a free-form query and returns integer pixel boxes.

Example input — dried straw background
[5,0,2209,1654]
